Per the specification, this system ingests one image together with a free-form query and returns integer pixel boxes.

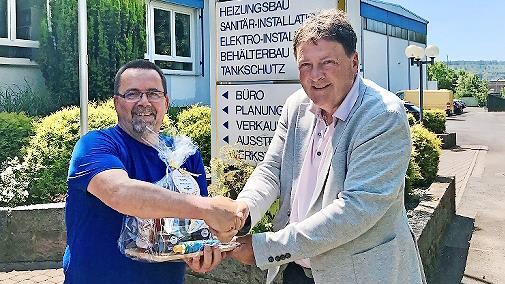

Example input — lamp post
[405,44,439,122]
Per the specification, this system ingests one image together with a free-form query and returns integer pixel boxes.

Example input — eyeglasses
[116,90,165,102]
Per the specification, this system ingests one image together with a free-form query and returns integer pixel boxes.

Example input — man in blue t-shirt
[64,60,244,283]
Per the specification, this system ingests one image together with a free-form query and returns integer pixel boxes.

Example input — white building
[360,0,428,93]
[0,0,428,107]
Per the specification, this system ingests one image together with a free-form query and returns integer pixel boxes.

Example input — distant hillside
[446,61,505,81]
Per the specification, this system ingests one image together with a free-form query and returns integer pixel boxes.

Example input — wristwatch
[236,214,251,237]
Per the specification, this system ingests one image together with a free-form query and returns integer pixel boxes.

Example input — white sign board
[216,0,336,82]
[215,83,301,163]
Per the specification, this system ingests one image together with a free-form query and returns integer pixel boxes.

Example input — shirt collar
[308,74,361,123]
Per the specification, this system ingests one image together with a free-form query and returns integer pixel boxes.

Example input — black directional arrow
[222,106,228,114]
[222,91,229,99]
[223,136,229,143]
[223,121,229,129]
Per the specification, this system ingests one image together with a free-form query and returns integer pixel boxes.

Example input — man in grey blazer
[227,9,427,284]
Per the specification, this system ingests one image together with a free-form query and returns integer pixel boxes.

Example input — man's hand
[211,200,251,241]
[235,200,250,231]
[184,245,225,273]
[228,234,256,265]
[204,196,243,242]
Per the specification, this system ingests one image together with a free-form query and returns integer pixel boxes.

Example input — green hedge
[39,0,146,109]
[405,148,422,200]
[422,109,446,134]
[177,105,211,166]
[410,124,442,187]
[407,113,416,126]
[0,100,175,206]
[0,82,54,116]
[0,112,33,164]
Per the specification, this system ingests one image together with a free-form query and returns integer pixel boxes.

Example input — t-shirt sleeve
[182,149,208,197]
[67,131,126,193]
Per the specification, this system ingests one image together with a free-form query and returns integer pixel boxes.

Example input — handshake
[202,196,250,243]
[185,196,255,273]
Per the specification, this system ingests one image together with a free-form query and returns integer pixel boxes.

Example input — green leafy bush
[167,106,189,123]
[208,147,278,233]
[422,109,446,134]
[38,0,146,108]
[405,148,422,199]
[0,99,174,206]
[177,105,211,166]
[0,157,39,207]
[407,113,416,126]
[410,124,442,187]
[19,101,118,204]
[0,82,55,116]
[0,112,33,164]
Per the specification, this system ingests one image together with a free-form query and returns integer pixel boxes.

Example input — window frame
[147,1,198,75]
[0,0,40,65]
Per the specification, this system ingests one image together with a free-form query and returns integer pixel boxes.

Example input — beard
[131,106,157,134]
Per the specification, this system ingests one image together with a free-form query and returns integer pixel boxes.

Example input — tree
[38,0,146,109]
[428,62,457,92]
[455,70,474,98]
[455,70,488,106]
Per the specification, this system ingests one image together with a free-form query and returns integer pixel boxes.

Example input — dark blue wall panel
[361,2,426,34]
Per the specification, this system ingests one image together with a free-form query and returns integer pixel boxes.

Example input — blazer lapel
[291,103,315,204]
[308,80,368,210]
[308,119,347,209]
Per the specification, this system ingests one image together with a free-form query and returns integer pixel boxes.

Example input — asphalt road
[432,107,505,284]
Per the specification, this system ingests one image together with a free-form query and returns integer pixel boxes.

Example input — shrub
[38,0,146,109]
[407,113,416,126]
[410,124,442,187]
[0,112,33,164]
[20,101,118,204]
[0,82,55,116]
[0,157,39,207]
[405,148,422,198]
[177,105,211,166]
[167,106,189,123]
[0,99,175,206]
[422,109,446,134]
[208,147,278,233]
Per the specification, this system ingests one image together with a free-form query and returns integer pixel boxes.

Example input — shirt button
[285,253,291,259]
[318,132,322,137]
[280,254,286,260]
[268,256,274,262]
[316,151,321,156]
[275,256,281,261]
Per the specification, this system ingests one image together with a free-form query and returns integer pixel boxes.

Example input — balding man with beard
[64,60,242,283]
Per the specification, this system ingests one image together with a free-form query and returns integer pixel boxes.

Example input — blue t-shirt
[64,125,207,283]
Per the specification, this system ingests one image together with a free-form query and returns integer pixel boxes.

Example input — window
[364,18,387,35]
[147,2,199,75]
[387,25,408,40]
[0,0,41,64]
[408,30,427,44]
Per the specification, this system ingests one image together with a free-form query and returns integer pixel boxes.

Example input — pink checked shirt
[290,75,361,268]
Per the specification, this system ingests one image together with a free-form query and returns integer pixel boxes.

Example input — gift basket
[118,134,239,262]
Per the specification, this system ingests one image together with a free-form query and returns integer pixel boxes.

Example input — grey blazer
[237,77,426,284]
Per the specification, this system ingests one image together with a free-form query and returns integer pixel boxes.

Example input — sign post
[211,0,357,164]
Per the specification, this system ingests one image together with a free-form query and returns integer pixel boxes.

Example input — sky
[384,0,505,61]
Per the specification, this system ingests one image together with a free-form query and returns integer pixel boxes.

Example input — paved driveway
[432,107,505,284]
